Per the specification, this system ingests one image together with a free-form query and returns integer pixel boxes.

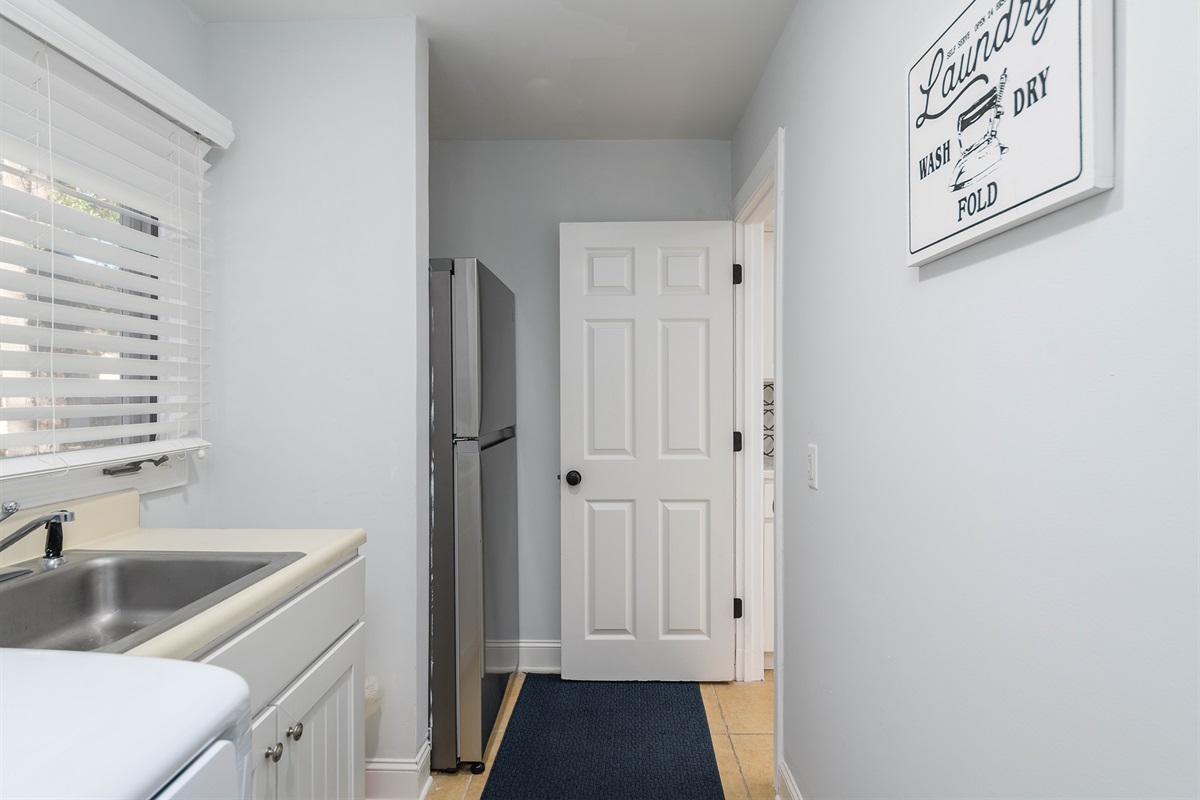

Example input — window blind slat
[0,269,201,327]
[0,71,43,112]
[6,120,205,210]
[0,376,201,400]
[0,131,203,232]
[0,294,202,342]
[0,39,46,87]
[0,400,201,421]
[0,420,188,450]
[0,214,192,289]
[0,212,190,285]
[50,102,210,196]
[0,233,197,302]
[0,176,192,259]
[46,75,213,178]
[0,171,207,263]
[47,124,204,209]
[0,349,202,380]
[0,95,45,139]
[0,322,203,359]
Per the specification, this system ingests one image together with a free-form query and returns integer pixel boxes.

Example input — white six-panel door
[560,221,735,681]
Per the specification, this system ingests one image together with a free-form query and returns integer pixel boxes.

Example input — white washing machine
[0,649,252,800]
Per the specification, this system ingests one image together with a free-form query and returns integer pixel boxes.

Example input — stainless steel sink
[0,550,303,653]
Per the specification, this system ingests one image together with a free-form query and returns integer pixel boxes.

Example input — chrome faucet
[0,510,75,568]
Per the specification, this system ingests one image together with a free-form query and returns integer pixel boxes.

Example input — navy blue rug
[479,674,724,800]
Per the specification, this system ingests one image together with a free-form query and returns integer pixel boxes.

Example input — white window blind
[0,15,209,479]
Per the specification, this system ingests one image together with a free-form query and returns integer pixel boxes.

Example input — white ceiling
[182,0,797,140]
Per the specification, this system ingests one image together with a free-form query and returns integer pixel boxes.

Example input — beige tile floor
[428,670,774,800]
[705,670,775,800]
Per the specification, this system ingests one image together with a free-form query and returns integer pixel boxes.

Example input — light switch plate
[807,444,818,489]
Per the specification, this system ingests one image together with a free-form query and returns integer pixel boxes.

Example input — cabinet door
[251,706,279,800]
[275,623,365,800]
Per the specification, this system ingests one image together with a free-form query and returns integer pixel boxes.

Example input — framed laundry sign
[906,0,1113,267]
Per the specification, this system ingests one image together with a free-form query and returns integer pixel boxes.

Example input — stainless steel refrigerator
[429,257,519,774]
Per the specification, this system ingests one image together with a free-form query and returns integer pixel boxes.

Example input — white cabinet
[253,625,364,800]
[252,707,280,800]
[203,556,366,800]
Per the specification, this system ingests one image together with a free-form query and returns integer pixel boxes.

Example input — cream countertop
[0,489,364,660]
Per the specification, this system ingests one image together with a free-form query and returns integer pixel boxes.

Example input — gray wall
[60,3,434,769]
[430,139,731,642]
[202,18,430,767]
[57,0,207,99]
[732,0,1198,796]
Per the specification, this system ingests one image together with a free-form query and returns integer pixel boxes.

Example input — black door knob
[565,470,582,486]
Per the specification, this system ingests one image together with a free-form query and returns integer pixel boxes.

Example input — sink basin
[0,550,303,653]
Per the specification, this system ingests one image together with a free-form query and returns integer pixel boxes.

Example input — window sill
[0,448,205,509]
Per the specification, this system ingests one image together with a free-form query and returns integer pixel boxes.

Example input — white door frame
[733,129,785,688]
[732,130,786,793]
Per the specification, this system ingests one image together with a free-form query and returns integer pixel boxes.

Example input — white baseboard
[765,651,775,670]
[518,639,561,672]
[366,740,431,800]
[485,639,561,673]
[483,641,521,672]
[776,759,803,800]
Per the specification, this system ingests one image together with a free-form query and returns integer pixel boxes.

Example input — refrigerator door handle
[477,426,516,450]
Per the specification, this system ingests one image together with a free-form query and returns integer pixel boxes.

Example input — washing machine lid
[0,649,250,800]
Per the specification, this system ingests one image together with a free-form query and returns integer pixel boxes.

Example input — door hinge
[733,263,743,285]
[734,598,743,619]
[734,431,743,452]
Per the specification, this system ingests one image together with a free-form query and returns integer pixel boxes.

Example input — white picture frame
[906,0,1114,267]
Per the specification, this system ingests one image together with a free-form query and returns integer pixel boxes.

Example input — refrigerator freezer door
[452,260,482,439]
[475,263,516,434]
[452,259,516,438]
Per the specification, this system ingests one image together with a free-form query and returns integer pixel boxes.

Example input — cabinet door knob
[266,743,283,762]
[287,723,304,742]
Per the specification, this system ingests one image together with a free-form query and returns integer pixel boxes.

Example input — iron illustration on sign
[907,0,1113,267]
